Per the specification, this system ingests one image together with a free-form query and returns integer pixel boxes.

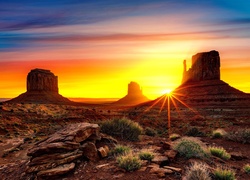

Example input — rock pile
[26,123,116,178]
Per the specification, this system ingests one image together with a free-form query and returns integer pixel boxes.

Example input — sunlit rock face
[114,81,149,105]
[27,69,58,93]
[182,50,220,84]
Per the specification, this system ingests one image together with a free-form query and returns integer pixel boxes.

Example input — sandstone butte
[6,68,72,104]
[114,81,150,105]
[140,50,250,108]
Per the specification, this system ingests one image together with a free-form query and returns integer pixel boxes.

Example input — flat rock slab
[28,123,100,156]
[37,162,75,177]
[152,155,169,165]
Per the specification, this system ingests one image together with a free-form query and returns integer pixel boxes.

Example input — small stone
[98,145,109,158]
[163,166,182,173]
[152,155,169,165]
[230,152,247,160]
[164,150,178,161]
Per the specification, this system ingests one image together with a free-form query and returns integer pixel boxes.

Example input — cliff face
[182,50,220,84]
[114,82,149,105]
[27,69,58,93]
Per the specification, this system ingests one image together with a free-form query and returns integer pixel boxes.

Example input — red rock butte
[7,68,71,104]
[114,81,149,105]
[141,50,250,108]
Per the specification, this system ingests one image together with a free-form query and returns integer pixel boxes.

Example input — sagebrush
[226,128,250,144]
[117,153,142,172]
[173,137,209,159]
[100,117,143,141]
[185,162,211,180]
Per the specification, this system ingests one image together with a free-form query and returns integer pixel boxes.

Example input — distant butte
[176,50,250,106]
[141,50,250,108]
[114,81,149,105]
[6,68,72,104]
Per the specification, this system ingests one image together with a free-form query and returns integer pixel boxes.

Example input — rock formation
[114,81,149,105]
[26,123,117,178]
[6,68,71,104]
[27,69,58,93]
[138,50,250,109]
[182,50,220,84]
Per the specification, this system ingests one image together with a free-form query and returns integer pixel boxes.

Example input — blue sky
[1,0,250,98]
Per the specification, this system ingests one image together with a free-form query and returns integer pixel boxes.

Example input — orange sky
[1,1,250,99]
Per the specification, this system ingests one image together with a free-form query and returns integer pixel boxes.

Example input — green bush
[139,151,154,162]
[117,153,142,172]
[185,162,211,180]
[110,145,131,156]
[226,128,250,144]
[173,137,209,159]
[243,164,250,174]
[144,127,157,136]
[214,167,235,180]
[100,117,143,141]
[209,146,231,160]
[185,127,205,137]
[212,129,227,139]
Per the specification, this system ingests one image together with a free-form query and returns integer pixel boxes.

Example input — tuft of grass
[214,167,236,180]
[100,117,143,141]
[185,162,211,180]
[110,145,131,156]
[139,151,154,162]
[144,127,157,137]
[209,146,231,160]
[243,164,250,174]
[173,137,209,159]
[169,133,181,141]
[226,128,250,144]
[212,129,227,139]
[117,153,142,172]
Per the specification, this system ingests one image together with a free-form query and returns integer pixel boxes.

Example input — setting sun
[162,89,172,95]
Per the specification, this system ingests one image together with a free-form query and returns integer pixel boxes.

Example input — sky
[1,0,250,99]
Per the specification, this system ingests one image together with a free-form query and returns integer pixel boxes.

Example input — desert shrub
[110,145,131,156]
[173,137,209,159]
[117,153,142,172]
[212,129,227,139]
[243,164,250,174]
[209,146,231,160]
[226,128,250,144]
[185,127,205,137]
[139,151,154,161]
[100,117,143,141]
[214,167,235,180]
[144,127,157,136]
[185,162,211,180]
[169,133,181,141]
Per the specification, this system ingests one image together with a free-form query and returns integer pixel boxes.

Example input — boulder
[81,142,99,162]
[26,123,110,178]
